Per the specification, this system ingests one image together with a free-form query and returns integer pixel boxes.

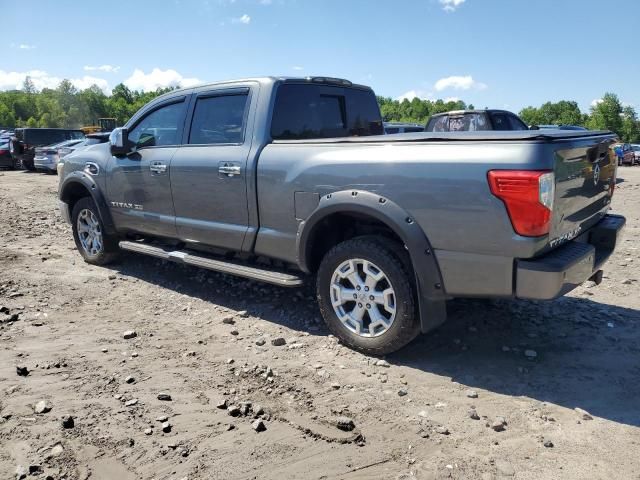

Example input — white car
[34,139,85,173]
[632,144,640,164]
[56,133,111,175]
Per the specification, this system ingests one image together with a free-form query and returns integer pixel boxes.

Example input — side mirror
[109,127,132,156]
[529,125,540,130]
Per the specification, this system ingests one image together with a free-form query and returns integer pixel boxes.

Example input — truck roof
[153,76,373,101]
[430,109,514,117]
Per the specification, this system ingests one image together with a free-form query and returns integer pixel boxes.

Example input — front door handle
[219,164,241,177]
[150,162,167,174]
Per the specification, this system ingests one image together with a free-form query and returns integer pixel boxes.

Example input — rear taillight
[488,170,554,237]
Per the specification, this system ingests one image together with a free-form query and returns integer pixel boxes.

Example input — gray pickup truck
[58,76,625,354]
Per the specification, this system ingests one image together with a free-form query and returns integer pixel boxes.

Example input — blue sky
[4,0,639,113]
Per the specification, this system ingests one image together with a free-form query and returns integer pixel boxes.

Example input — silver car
[34,139,85,173]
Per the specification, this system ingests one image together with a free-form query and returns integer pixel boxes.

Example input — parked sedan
[384,122,425,134]
[34,139,85,173]
[632,144,640,165]
[56,133,110,175]
[0,138,14,169]
[613,143,635,166]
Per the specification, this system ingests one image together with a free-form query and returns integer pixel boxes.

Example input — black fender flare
[296,190,447,333]
[59,171,117,235]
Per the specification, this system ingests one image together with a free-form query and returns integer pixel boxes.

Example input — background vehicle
[56,132,110,175]
[80,118,117,135]
[614,143,635,166]
[425,109,529,132]
[58,76,624,355]
[11,128,84,170]
[631,144,640,164]
[34,139,85,173]
[0,137,14,169]
[384,122,425,134]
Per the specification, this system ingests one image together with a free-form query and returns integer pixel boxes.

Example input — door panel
[107,148,178,238]
[170,89,252,250]
[106,97,189,238]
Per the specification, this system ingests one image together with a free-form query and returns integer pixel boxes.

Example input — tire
[316,236,420,355]
[71,197,119,265]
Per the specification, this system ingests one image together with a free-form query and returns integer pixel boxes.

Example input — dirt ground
[1,167,639,480]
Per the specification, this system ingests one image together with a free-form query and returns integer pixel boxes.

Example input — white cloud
[292,66,304,71]
[444,96,460,103]
[232,14,251,24]
[72,76,110,92]
[124,68,202,91]
[84,64,120,73]
[396,90,431,102]
[590,98,603,107]
[434,75,487,91]
[439,0,466,12]
[0,70,109,93]
[9,43,36,50]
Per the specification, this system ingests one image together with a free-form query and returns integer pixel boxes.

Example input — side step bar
[119,241,305,287]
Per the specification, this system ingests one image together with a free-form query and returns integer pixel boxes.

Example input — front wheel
[71,197,119,265]
[316,236,420,355]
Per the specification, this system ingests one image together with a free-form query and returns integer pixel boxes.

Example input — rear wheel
[71,197,119,265]
[316,236,419,355]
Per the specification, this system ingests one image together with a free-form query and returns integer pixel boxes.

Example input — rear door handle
[219,164,241,177]
[150,162,167,174]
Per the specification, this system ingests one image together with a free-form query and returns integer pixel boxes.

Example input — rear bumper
[515,214,625,300]
[34,156,57,171]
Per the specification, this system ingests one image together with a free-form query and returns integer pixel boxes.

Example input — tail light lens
[488,170,554,237]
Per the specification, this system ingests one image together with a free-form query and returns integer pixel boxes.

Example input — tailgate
[549,134,616,247]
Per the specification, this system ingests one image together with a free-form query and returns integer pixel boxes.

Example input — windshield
[427,113,491,132]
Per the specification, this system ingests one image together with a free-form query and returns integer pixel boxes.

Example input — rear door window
[271,84,382,140]
[189,93,249,145]
[507,114,528,130]
[490,113,512,131]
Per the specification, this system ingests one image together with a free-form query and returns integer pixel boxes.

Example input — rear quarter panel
[255,140,552,264]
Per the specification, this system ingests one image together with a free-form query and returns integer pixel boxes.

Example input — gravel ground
[1,167,639,480]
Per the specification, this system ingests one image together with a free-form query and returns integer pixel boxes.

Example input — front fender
[59,171,117,235]
[297,190,447,333]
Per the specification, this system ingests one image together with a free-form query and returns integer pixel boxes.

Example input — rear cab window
[270,83,383,140]
[427,113,490,132]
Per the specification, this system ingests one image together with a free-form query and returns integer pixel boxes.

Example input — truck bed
[272,129,614,144]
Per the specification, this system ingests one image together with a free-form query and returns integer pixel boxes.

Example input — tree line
[1,76,638,143]
[0,77,176,131]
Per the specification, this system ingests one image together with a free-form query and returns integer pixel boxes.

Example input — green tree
[0,103,16,127]
[620,106,640,143]
[519,100,584,127]
[22,76,36,94]
[587,93,623,133]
